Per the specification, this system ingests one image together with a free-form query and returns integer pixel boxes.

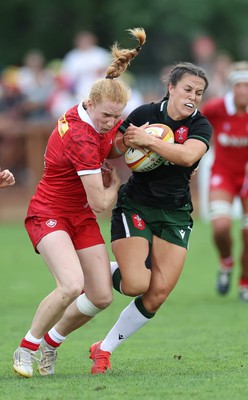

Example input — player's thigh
[37,230,84,289]
[112,236,151,291]
[150,236,187,294]
[209,189,234,203]
[77,243,112,302]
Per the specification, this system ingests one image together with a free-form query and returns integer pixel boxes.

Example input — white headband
[229,70,248,85]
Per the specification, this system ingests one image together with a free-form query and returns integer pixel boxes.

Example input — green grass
[1,219,248,400]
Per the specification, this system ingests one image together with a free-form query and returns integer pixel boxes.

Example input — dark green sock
[112,268,123,293]
[135,295,156,319]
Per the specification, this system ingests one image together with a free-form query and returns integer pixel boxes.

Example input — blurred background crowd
[0,0,247,221]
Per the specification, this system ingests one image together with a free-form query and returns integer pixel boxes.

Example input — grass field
[0,218,247,400]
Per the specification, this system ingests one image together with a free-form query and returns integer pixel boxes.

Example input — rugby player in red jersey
[13,28,146,378]
[201,61,248,300]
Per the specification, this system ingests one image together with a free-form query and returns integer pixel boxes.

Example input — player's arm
[108,106,149,159]
[108,121,150,159]
[107,131,129,158]
[80,164,121,213]
[148,137,208,167]
[124,124,207,167]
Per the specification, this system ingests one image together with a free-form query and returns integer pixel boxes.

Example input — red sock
[20,338,40,351]
[239,277,248,287]
[44,332,62,348]
[220,256,234,270]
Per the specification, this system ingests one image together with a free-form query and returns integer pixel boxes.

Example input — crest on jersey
[175,126,188,143]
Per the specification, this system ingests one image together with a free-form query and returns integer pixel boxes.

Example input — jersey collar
[224,91,248,115]
[224,91,236,115]
[77,102,99,132]
[161,100,197,119]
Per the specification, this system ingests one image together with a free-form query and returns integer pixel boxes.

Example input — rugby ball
[124,123,174,172]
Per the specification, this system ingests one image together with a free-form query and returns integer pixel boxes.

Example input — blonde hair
[89,28,146,107]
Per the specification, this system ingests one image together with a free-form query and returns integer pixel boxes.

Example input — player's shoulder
[194,109,212,125]
[190,111,213,144]
[128,100,164,123]
[131,101,161,114]
[64,104,80,120]
[59,105,98,144]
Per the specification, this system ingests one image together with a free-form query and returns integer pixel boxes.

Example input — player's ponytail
[105,28,146,79]
[89,28,146,107]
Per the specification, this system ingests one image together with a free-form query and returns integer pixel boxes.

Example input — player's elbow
[180,153,199,167]
[182,158,196,167]
[89,200,107,213]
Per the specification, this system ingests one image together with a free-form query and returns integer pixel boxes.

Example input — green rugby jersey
[119,100,212,209]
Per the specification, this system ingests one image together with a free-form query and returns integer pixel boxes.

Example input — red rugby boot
[89,341,112,374]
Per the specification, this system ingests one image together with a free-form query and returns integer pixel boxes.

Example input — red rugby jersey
[201,92,248,176]
[27,103,121,216]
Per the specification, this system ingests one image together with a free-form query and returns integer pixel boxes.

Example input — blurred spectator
[191,35,217,99]
[17,49,55,120]
[191,35,216,74]
[0,66,24,119]
[0,50,56,185]
[0,66,26,183]
[191,36,234,99]
[207,51,234,98]
[46,59,77,120]
[121,71,144,118]
[61,30,111,100]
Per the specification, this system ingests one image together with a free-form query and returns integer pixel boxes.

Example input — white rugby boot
[13,347,39,378]
[37,343,58,376]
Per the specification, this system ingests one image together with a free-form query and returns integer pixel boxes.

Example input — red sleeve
[201,98,224,120]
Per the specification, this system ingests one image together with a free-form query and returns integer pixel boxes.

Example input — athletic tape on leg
[76,293,101,317]
[209,200,232,220]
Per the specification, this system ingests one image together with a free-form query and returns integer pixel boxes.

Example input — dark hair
[162,62,209,99]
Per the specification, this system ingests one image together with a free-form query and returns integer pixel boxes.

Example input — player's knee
[78,292,113,313]
[212,216,232,236]
[59,280,84,304]
[121,279,149,297]
[93,292,113,310]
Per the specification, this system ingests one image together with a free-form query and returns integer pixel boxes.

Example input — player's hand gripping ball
[124,123,174,172]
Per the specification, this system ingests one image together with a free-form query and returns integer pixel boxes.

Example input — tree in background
[0,0,248,75]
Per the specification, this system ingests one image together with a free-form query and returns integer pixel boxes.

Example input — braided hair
[106,28,146,78]
[89,28,146,107]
